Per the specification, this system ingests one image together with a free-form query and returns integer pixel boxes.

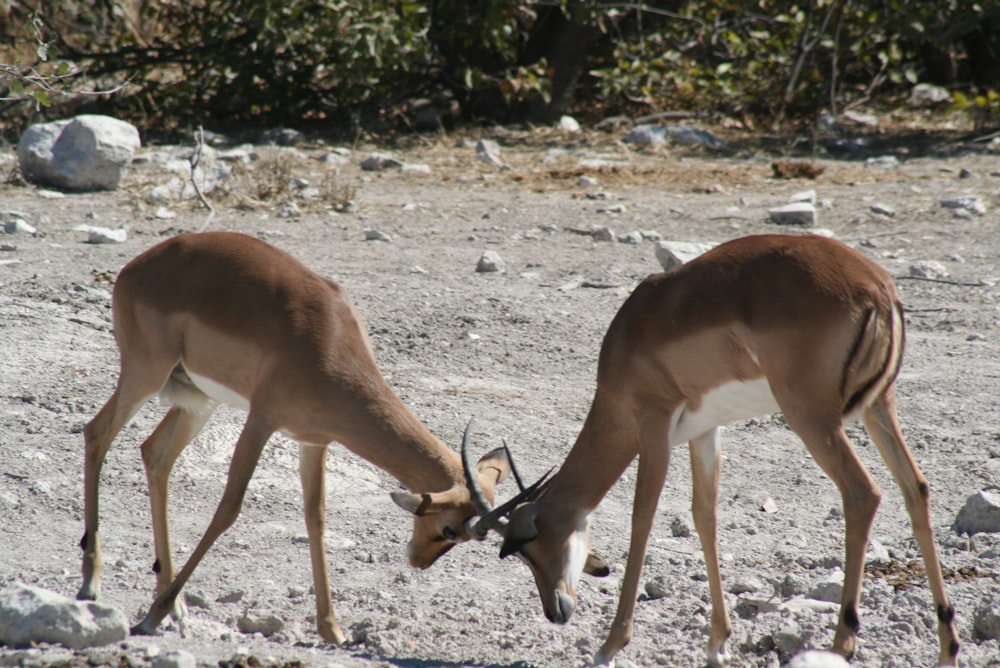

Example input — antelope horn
[502,437,526,493]
[468,467,554,538]
[460,418,494,519]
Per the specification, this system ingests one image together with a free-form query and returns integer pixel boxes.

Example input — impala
[466,234,959,666]
[77,231,532,643]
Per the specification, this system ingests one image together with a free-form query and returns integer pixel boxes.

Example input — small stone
[578,175,598,187]
[618,231,642,244]
[360,153,403,171]
[624,124,667,149]
[154,207,176,220]
[865,155,900,170]
[597,204,627,214]
[953,490,1000,535]
[773,620,804,655]
[870,202,895,217]
[591,226,615,242]
[908,261,949,280]
[74,225,127,244]
[4,219,36,234]
[655,241,716,271]
[789,189,816,204]
[151,650,197,668]
[476,139,509,170]
[940,195,986,214]
[670,515,692,538]
[644,576,668,599]
[364,228,392,242]
[768,202,816,226]
[807,569,844,603]
[476,250,505,273]
[216,590,245,604]
[237,609,284,636]
[760,496,778,513]
[973,602,1000,640]
[558,115,581,133]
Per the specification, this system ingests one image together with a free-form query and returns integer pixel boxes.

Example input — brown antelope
[77,231,533,642]
[465,234,959,666]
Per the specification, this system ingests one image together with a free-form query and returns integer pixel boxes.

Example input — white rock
[865,155,900,170]
[4,219,36,234]
[773,620,804,654]
[790,189,817,204]
[0,582,128,649]
[558,115,581,132]
[788,650,850,668]
[779,597,840,615]
[769,202,817,226]
[624,124,667,148]
[360,153,403,171]
[18,115,140,191]
[476,139,509,170]
[940,195,986,214]
[236,609,284,636]
[402,163,432,174]
[953,490,1000,535]
[591,226,615,242]
[973,602,1000,640]
[670,515,692,538]
[655,241,716,271]
[598,204,627,214]
[807,568,844,603]
[476,250,505,273]
[364,228,392,242]
[908,260,949,280]
[73,225,127,244]
[151,650,197,668]
[578,175,598,187]
[870,202,896,217]
[618,231,643,245]
[910,83,951,106]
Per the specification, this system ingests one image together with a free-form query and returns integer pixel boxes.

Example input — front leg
[299,443,346,645]
[594,422,670,666]
[689,428,731,666]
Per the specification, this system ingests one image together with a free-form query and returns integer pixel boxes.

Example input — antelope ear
[584,552,610,577]
[476,445,511,490]
[499,503,539,558]
[390,489,462,516]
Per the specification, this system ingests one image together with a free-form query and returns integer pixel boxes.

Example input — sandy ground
[1,127,999,667]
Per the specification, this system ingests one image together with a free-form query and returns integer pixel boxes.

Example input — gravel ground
[1,128,999,667]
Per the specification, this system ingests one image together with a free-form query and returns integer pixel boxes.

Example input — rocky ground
[1,121,999,668]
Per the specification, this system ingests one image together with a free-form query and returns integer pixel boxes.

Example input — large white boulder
[0,582,128,649]
[17,115,141,191]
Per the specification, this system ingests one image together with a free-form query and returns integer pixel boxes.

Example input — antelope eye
[442,526,458,541]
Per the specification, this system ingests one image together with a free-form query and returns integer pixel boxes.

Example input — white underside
[566,514,592,589]
[668,377,780,446]
[184,370,251,411]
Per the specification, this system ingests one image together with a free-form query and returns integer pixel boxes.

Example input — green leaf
[37,90,52,107]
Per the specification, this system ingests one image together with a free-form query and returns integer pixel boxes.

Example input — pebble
[655,240,716,271]
[364,228,393,242]
[788,650,850,667]
[940,195,986,214]
[953,490,1000,535]
[908,260,949,280]
[360,153,404,171]
[475,250,505,273]
[476,139,509,171]
[768,202,817,226]
[4,219,35,234]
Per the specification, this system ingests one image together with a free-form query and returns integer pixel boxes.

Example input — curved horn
[460,419,494,518]
[502,438,526,493]
[469,467,554,537]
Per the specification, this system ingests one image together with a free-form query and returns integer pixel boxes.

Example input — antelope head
[460,426,610,624]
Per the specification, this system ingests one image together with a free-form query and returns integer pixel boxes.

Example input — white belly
[669,377,780,445]
[186,370,251,411]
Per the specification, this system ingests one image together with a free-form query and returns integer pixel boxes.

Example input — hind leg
[142,403,216,620]
[864,387,959,666]
[785,414,881,660]
[78,377,162,601]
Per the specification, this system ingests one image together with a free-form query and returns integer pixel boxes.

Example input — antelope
[464,234,959,666]
[77,231,533,642]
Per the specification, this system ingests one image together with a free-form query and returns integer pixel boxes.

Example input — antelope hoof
[130,617,161,636]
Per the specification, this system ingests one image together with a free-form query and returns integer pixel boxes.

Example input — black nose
[545,591,575,624]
